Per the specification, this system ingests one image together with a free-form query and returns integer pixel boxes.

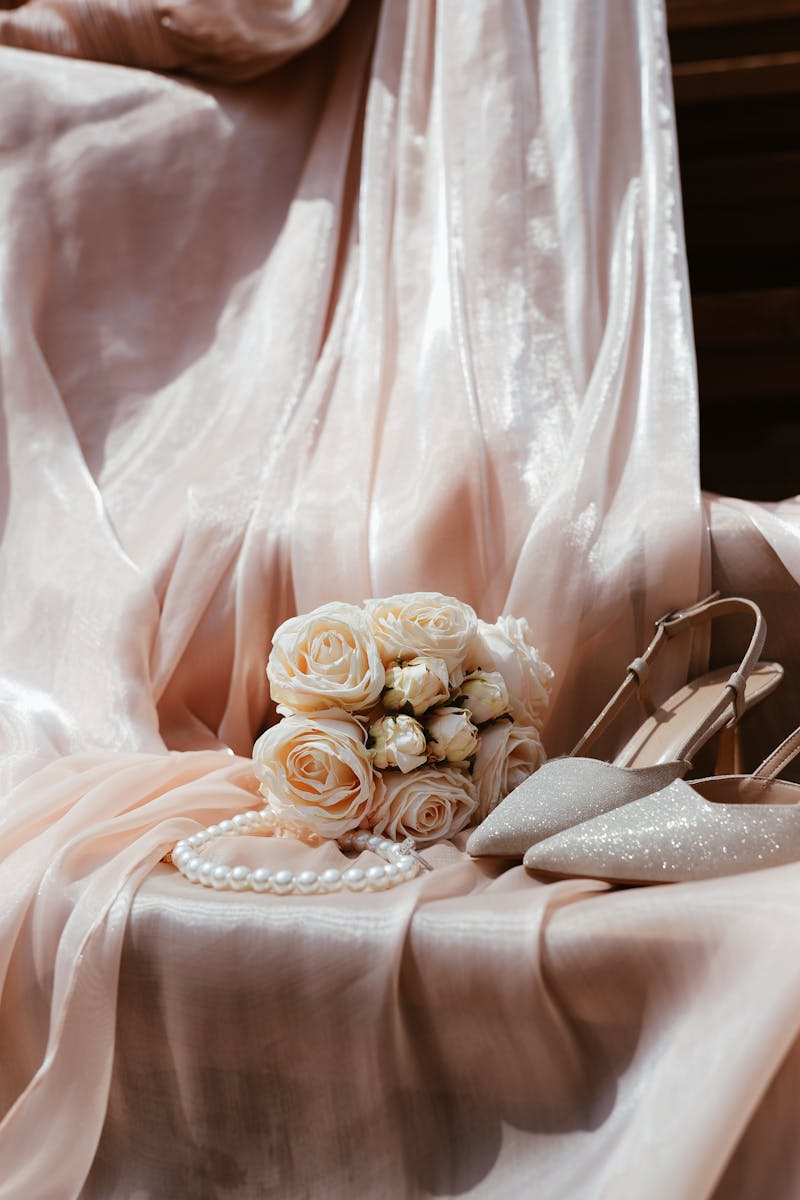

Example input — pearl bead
[384,864,400,880]
[219,819,235,836]
[367,835,382,851]
[232,814,251,831]
[320,868,342,891]
[244,811,262,825]
[352,831,370,851]
[398,855,417,876]
[366,865,388,889]
[198,862,215,886]
[230,866,251,891]
[297,870,319,893]
[206,825,222,840]
[212,865,231,889]
[343,867,366,891]
[378,840,394,856]
[273,870,294,894]
[251,868,271,892]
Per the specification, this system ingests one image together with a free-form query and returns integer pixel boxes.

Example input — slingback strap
[570,593,767,761]
[674,596,766,762]
[752,725,800,781]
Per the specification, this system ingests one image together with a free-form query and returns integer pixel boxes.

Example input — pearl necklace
[170,805,432,894]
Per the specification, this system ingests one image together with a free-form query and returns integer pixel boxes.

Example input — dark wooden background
[667,0,800,500]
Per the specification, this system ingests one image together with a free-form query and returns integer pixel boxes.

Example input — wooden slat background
[667,1,800,499]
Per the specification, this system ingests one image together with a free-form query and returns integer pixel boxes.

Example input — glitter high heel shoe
[523,723,800,884]
[466,595,783,860]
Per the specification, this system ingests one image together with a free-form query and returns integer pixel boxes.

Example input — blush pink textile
[0,2,798,1197]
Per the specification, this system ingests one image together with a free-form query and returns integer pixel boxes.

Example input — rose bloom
[457,670,509,724]
[369,714,427,773]
[382,656,450,716]
[267,602,385,715]
[372,765,477,845]
[424,706,479,763]
[365,592,477,675]
[471,719,546,821]
[252,713,379,839]
[465,617,553,726]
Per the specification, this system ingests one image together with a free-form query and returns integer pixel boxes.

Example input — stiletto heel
[467,595,782,860]
[713,723,742,776]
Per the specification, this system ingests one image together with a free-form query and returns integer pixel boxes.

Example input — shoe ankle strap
[570,593,767,761]
[753,725,800,780]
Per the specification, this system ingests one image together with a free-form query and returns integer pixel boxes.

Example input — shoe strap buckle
[654,591,721,632]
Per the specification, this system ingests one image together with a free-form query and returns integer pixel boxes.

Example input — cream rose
[382,656,450,716]
[252,713,379,838]
[471,719,546,820]
[369,714,428,773]
[365,592,477,674]
[267,602,385,715]
[372,765,477,844]
[424,707,479,763]
[456,670,510,724]
[466,617,553,725]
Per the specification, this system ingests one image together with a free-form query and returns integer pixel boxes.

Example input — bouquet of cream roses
[252,593,552,845]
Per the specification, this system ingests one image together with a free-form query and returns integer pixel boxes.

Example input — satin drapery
[0,0,703,790]
[2,2,798,1197]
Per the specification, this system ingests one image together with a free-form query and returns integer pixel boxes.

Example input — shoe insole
[617,661,783,769]
[695,774,800,808]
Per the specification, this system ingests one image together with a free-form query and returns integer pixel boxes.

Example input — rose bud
[464,616,553,726]
[424,706,479,763]
[382,656,450,716]
[456,670,510,725]
[369,714,428,774]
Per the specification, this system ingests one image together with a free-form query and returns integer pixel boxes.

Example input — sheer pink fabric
[1,1,797,1197]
